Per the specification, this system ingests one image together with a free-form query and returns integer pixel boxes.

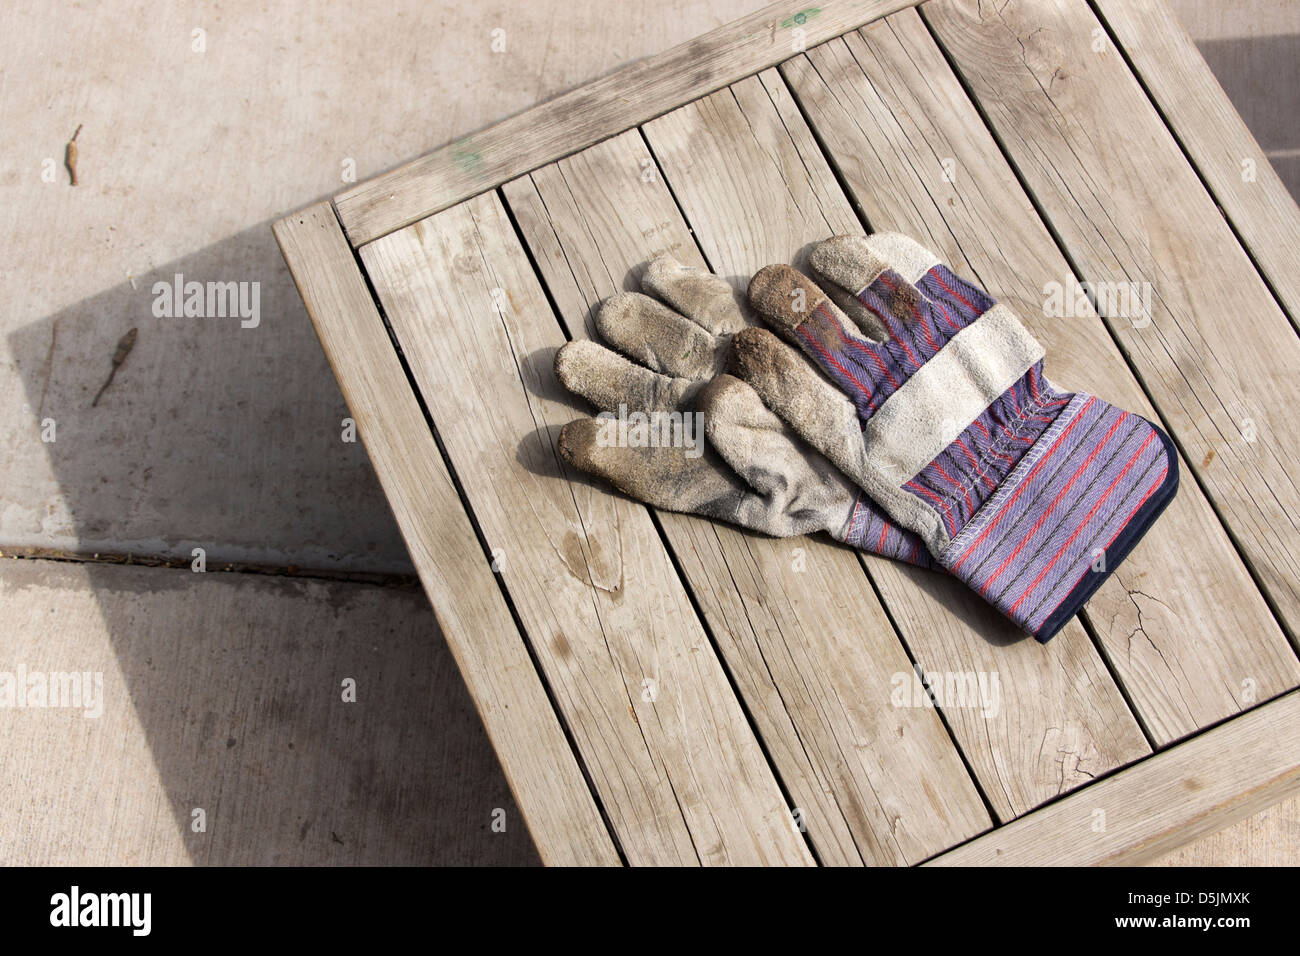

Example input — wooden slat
[1093,0,1300,329]
[360,192,814,866]
[642,71,1151,820]
[271,203,618,867]
[929,691,1300,865]
[502,129,991,865]
[923,0,1300,648]
[780,10,1300,744]
[333,0,923,246]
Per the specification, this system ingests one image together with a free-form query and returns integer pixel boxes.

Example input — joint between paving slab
[0,546,420,589]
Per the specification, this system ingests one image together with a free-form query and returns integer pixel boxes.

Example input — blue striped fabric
[942,393,1175,636]
[905,363,1071,537]
[840,491,934,568]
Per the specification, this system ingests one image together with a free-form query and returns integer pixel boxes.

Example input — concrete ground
[0,0,1295,865]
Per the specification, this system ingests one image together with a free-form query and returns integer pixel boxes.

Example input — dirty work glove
[734,234,1179,641]
[553,255,932,565]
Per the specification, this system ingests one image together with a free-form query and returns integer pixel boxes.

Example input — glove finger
[862,233,997,326]
[824,281,890,342]
[595,291,720,380]
[826,233,940,286]
[810,235,941,345]
[557,417,744,520]
[698,374,812,497]
[700,374,856,539]
[697,368,851,500]
[726,328,872,488]
[554,339,698,414]
[747,265,895,412]
[641,255,749,338]
[815,233,993,332]
[911,261,996,329]
[811,234,906,340]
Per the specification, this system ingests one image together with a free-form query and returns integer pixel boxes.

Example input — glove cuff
[838,492,935,569]
[940,393,1179,641]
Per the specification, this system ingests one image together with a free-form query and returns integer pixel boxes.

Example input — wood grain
[780,9,1300,745]
[642,71,1151,819]
[333,0,923,245]
[929,691,1300,866]
[360,192,815,866]
[272,203,617,866]
[503,129,991,865]
[1093,0,1300,329]
[923,0,1300,650]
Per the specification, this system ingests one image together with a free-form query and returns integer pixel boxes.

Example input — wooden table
[274,0,1300,865]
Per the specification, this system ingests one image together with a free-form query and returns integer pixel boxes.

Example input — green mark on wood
[453,137,482,175]
[781,7,820,28]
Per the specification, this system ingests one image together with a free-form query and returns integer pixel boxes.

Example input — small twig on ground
[65,124,83,186]
[92,327,137,407]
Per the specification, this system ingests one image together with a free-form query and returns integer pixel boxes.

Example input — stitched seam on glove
[937,387,1060,515]
[937,392,1092,566]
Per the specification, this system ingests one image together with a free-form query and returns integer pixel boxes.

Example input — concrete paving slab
[0,557,538,865]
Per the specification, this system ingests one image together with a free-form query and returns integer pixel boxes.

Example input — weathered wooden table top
[274,0,1300,865]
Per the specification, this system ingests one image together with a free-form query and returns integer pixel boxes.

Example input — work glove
[553,255,932,565]
[734,234,1179,641]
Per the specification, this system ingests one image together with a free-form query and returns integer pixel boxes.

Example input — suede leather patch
[864,304,1044,488]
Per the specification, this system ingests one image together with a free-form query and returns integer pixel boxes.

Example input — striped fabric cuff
[838,491,934,568]
[940,393,1179,641]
